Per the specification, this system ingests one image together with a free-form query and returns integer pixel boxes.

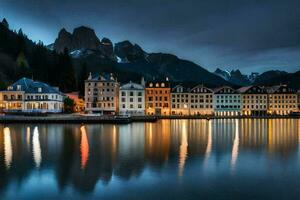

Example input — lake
[0,119,300,199]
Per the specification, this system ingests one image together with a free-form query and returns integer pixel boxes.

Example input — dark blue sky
[1,0,300,74]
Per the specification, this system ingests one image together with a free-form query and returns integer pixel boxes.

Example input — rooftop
[5,77,61,94]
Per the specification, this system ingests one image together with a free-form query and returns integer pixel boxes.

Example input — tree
[16,52,30,78]
[1,18,9,29]
[64,97,75,113]
[78,62,88,97]
[57,48,77,92]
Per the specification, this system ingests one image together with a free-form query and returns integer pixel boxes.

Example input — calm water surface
[0,119,300,200]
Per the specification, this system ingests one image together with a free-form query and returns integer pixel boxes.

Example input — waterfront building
[266,85,297,115]
[297,90,300,110]
[145,79,171,115]
[190,84,214,115]
[213,86,241,116]
[0,77,64,113]
[85,73,120,114]
[171,84,190,115]
[119,80,145,116]
[238,86,268,116]
[65,92,85,112]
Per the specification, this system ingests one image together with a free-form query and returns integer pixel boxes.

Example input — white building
[213,86,241,116]
[119,80,145,116]
[190,84,214,115]
[0,77,64,113]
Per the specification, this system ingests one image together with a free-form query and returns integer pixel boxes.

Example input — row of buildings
[85,73,300,116]
[0,74,299,116]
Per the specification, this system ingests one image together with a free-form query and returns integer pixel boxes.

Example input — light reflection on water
[0,119,299,199]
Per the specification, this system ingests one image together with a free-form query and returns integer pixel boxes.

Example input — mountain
[51,27,230,87]
[214,68,251,86]
[54,26,101,53]
[214,68,300,89]
[253,70,300,89]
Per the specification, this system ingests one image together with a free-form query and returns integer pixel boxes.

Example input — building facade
[145,80,171,115]
[297,90,300,110]
[213,86,241,116]
[190,84,214,115]
[238,86,268,116]
[171,85,190,115]
[119,81,145,116]
[85,73,120,114]
[0,78,64,113]
[267,85,297,115]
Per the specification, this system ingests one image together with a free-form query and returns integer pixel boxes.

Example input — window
[130,92,134,96]
[38,87,42,92]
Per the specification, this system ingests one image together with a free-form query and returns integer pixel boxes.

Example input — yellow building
[171,85,190,115]
[267,85,297,115]
[238,86,268,116]
[145,80,171,116]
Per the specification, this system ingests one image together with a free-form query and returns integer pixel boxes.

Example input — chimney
[88,72,92,80]
[141,77,145,87]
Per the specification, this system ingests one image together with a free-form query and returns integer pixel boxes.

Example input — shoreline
[0,114,299,124]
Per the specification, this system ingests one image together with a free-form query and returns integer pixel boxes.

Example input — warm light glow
[4,127,12,170]
[26,127,31,151]
[231,119,239,170]
[32,127,42,168]
[80,125,89,170]
[179,120,188,177]
[204,120,212,164]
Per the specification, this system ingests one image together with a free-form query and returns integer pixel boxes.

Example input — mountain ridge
[51,26,231,86]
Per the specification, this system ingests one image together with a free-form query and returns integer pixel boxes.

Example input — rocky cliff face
[53,26,101,53]
[214,68,251,86]
[114,41,145,62]
[99,38,114,58]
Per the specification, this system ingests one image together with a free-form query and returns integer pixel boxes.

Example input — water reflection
[204,120,212,164]
[231,119,239,170]
[80,126,89,170]
[3,127,12,170]
[0,119,299,198]
[178,120,188,177]
[32,126,42,168]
